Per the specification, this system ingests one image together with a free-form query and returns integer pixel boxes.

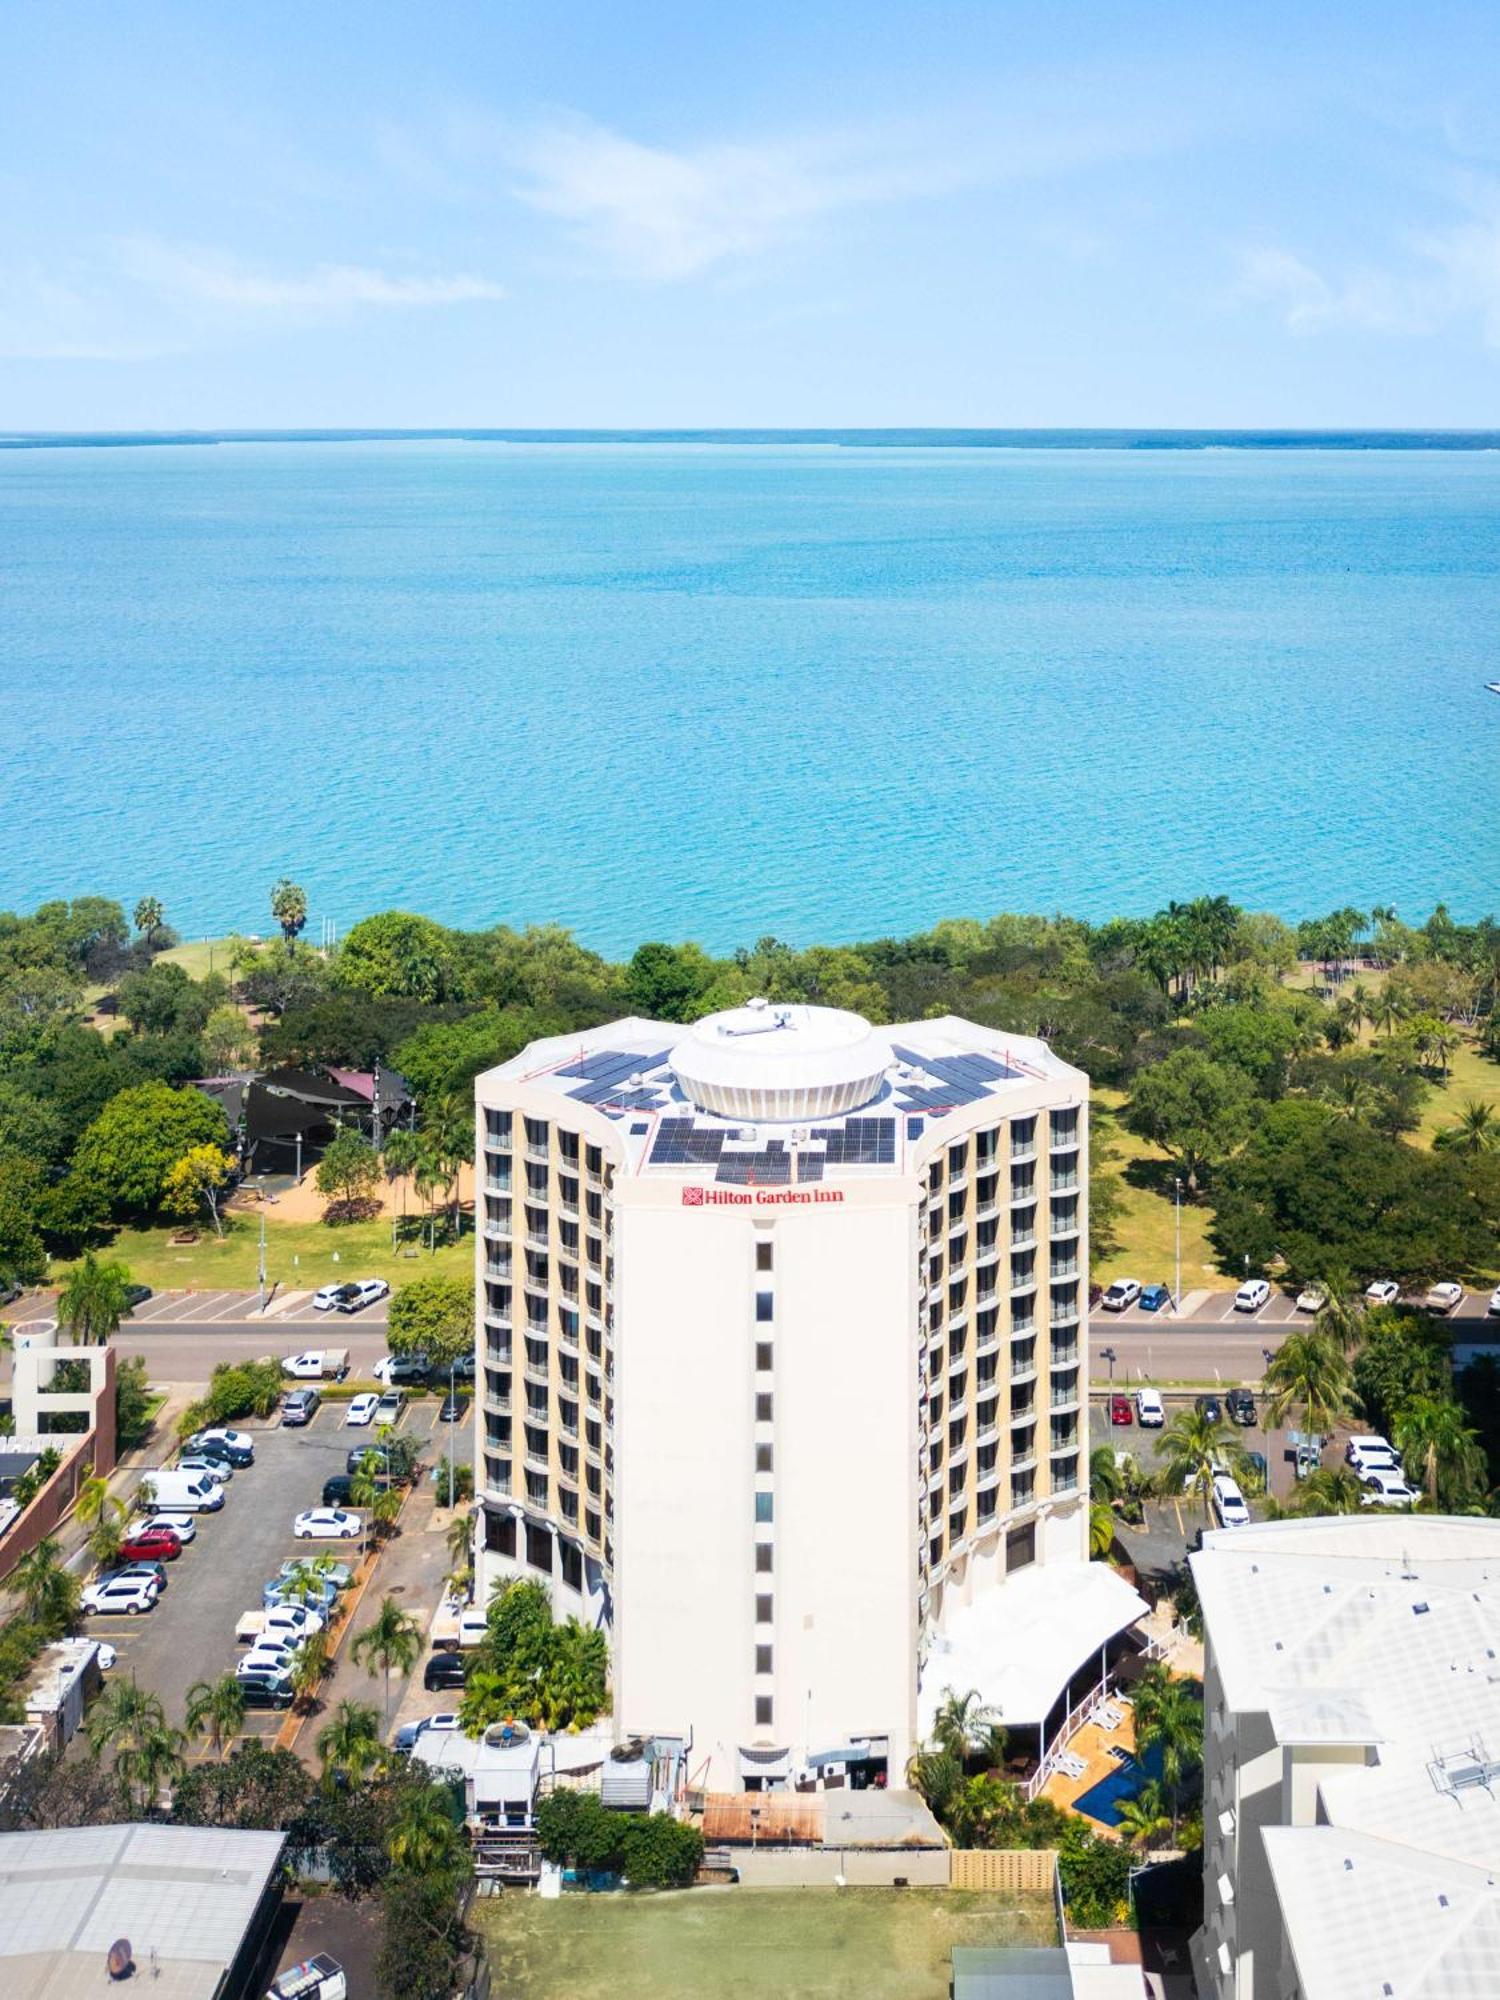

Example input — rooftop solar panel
[797,1153,825,1181]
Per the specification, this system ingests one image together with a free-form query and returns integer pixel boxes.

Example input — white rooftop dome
[670,998,887,1123]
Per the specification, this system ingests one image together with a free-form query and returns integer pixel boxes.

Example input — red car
[1109,1394,1133,1426]
[119,1527,182,1562]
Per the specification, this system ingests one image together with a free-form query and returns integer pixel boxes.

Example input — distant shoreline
[5,427,1500,452]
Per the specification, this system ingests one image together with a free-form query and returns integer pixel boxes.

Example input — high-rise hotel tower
[473,1001,1145,1790]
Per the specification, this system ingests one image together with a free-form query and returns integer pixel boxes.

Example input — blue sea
[1,436,1496,955]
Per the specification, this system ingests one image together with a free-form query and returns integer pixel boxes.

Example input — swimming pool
[1072,1741,1166,1827]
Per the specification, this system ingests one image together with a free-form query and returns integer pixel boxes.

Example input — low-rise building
[1191,1514,1500,2000]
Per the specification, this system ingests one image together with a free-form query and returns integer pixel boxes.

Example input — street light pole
[447,1359,456,1510]
[1101,1345,1117,1419]
[1173,1178,1182,1316]
[257,1212,267,1315]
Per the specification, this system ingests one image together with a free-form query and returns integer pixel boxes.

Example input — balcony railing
[1010,1142,1037,1163]
[1049,1172,1079,1195]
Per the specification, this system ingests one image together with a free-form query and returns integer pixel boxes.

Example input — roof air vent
[107,1940,134,1981]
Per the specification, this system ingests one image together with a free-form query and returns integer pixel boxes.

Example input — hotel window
[755,1342,773,1372]
[756,1393,773,1422]
[1050,1107,1079,1147]
[1006,1523,1036,1572]
[947,1191,965,1224]
[486,1108,512,1143]
[949,1140,969,1174]
[558,1130,578,1163]
[1010,1163,1035,1201]
[585,1144,602,1177]
[558,1173,579,1210]
[1011,1250,1036,1290]
[1012,1203,1036,1245]
[1051,1194,1079,1233]
[755,1492,774,1524]
[525,1164,548,1200]
[755,1594,773,1623]
[756,1241,773,1272]
[755,1697,774,1727]
[975,1128,998,1167]
[559,1488,578,1524]
[486,1155,512,1190]
[756,1444,774,1473]
[524,1116,549,1147]
[755,1291,774,1323]
[755,1645,773,1675]
[756,1545,773,1573]
[1011,1115,1037,1155]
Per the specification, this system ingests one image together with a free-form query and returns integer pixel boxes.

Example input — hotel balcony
[976,1463,1002,1494]
[1010,1356,1038,1385]
[481,1214,511,1241]
[1011,1447,1037,1474]
[1050,1387,1081,1414]
[1049,1171,1080,1195]
[1010,1141,1037,1164]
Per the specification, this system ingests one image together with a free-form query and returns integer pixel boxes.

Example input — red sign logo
[681,1186,705,1207]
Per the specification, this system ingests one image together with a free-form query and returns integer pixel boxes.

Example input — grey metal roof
[0,1823,285,2000]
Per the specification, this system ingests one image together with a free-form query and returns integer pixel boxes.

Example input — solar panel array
[716,1142,792,1185]
[797,1152,825,1182]
[649,1119,729,1166]
[811,1117,896,1165]
[891,1043,1018,1111]
[556,1047,672,1084]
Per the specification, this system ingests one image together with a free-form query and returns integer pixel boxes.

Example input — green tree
[317,1700,386,1786]
[351,1596,422,1727]
[315,1128,382,1219]
[393,1009,547,1104]
[1435,1099,1499,1155]
[534,1789,625,1871]
[12,1538,81,1633]
[71,1081,229,1217]
[200,1005,256,1074]
[1393,1395,1486,1508]
[1262,1330,1354,1437]
[1284,1466,1366,1517]
[618,1812,705,1889]
[270,879,308,955]
[386,1780,466,1876]
[185,1674,247,1761]
[1131,1664,1202,1841]
[132,896,166,950]
[335,912,460,1002]
[1114,1778,1171,1850]
[114,1356,156,1450]
[375,1868,471,2000]
[161,1144,236,1236]
[116,1720,186,1814]
[85,1678,164,1762]
[621,941,721,1021]
[1351,1308,1450,1434]
[387,1272,474,1374]
[1089,1500,1117,1559]
[170,1742,314,1831]
[1123,1049,1254,1194]
[1154,1406,1243,1522]
[55,1251,133,1343]
[290,1630,332,1712]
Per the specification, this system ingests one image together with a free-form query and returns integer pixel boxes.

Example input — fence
[0,1436,95,1587]
[949,1849,1059,1895]
[730,1846,951,1889]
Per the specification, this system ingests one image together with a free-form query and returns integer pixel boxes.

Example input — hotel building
[1192,1514,1500,2000]
[473,1000,1145,1791]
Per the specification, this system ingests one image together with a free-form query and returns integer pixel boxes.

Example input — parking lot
[1095,1283,1496,1331]
[83,1396,444,1744]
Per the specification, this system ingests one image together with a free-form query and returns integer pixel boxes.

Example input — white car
[344,1394,381,1427]
[139,1511,196,1544]
[1345,1434,1402,1477]
[1234,1279,1271,1313]
[83,1576,159,1616]
[1490,1284,1500,1317]
[1135,1387,1165,1428]
[239,1645,299,1678]
[1361,1469,1419,1508]
[1212,1473,1251,1528]
[95,1642,118,1670]
[1425,1282,1464,1316]
[282,1352,329,1379]
[1294,1284,1327,1314]
[1100,1279,1141,1313]
[1365,1279,1401,1307]
[314,1278,389,1313]
[293,1507,364,1540]
[259,1604,326,1641]
[177,1454,232,1484]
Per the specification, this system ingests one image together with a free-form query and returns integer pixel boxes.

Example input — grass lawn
[1413,1038,1500,1149]
[56,1215,472,1293]
[1092,1091,1223,1292]
[477,1886,1058,2000]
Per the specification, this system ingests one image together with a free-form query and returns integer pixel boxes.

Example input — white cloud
[1233,245,1417,335]
[114,239,505,311]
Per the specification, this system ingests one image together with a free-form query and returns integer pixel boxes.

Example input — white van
[1212,1473,1251,1529]
[144,1469,225,1513]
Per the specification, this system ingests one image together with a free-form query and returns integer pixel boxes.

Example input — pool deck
[1039,1703,1140,1836]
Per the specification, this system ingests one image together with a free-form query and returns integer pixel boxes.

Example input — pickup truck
[236,1605,326,1646]
[430,1603,490,1651]
[281,1348,351,1381]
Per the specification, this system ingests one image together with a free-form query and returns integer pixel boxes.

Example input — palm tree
[905,1745,964,1827]
[117,1720,186,1813]
[387,1782,466,1877]
[1393,1395,1486,1508]
[1154,1407,1242,1522]
[1312,1278,1364,1355]
[290,1631,331,1713]
[1115,1777,1171,1850]
[88,1517,125,1571]
[1089,1500,1117,1558]
[444,1509,474,1577]
[383,1129,420,1241]
[86,1677,165,1762]
[351,1595,421,1727]
[1261,1330,1353,1438]
[371,1485,402,1541]
[12,1538,82,1633]
[1089,1445,1124,1503]
[1285,1466,1365,1517]
[929,1688,1003,1765]
[133,895,166,949]
[1132,1665,1203,1840]
[1371,989,1405,1038]
[76,1470,127,1535]
[270,878,308,955]
[1435,1099,1499,1155]
[317,1699,386,1785]
[185,1674,247,1760]
[55,1253,132,1344]
[421,1094,471,1237]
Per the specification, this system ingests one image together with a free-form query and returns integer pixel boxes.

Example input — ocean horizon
[2,437,1496,954]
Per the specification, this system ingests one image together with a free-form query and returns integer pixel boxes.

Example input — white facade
[1191,1514,1500,2000]
[474,1001,1113,1790]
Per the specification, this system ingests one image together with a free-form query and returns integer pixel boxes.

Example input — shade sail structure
[918,1561,1148,1736]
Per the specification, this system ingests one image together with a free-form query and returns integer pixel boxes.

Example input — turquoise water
[1,440,1496,953]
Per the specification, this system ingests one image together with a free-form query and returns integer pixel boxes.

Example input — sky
[4,1,1500,429]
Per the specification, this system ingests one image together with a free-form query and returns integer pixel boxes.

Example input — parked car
[83,1576,159,1616]
[1490,1283,1500,1317]
[374,1352,431,1385]
[138,1511,196,1544]
[273,1557,354,1593]
[95,1642,118,1670]
[1139,1283,1172,1313]
[254,1604,327,1642]
[1212,1473,1251,1528]
[1425,1281,1464,1316]
[185,1438,241,1472]
[1294,1441,1321,1480]
[178,1454,232,1484]
[282,1388,321,1427]
[423,1649,471,1692]
[1345,1434,1402,1476]
[437,1393,468,1425]
[282,1350,350,1380]
[322,1474,355,1508]
[1108,1393,1132,1426]
[1365,1279,1401,1307]
[293,1507,363,1541]
[1226,1388,1256,1426]
[344,1393,381,1427]
[1196,1394,1222,1424]
[123,1283,153,1312]
[105,1559,168,1591]
[237,1670,294,1710]
[1361,1469,1419,1508]
[118,1526,182,1562]
[314,1278,388,1314]
[143,1470,224,1512]
[1100,1279,1141,1313]
[263,1577,340,1613]
[268,1953,348,2000]
[188,1427,255,1464]
[374,1390,405,1425]
[240,1638,300,1674]
[1294,1283,1328,1314]
[394,1711,461,1754]
[1234,1278,1271,1313]
[1135,1387,1165,1428]
[346,1445,396,1478]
